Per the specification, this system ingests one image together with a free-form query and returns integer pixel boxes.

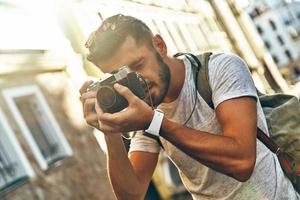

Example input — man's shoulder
[208,52,245,68]
[207,52,249,78]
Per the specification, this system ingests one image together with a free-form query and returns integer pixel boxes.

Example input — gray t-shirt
[129,53,299,200]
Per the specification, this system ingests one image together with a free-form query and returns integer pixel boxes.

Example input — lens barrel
[97,86,117,109]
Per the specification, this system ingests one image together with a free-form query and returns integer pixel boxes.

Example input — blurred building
[247,0,300,83]
[0,1,114,199]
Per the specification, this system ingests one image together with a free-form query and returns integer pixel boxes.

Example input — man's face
[96,36,170,106]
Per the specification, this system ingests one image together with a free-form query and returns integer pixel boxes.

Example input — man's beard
[151,52,170,106]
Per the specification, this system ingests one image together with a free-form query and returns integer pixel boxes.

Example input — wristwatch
[145,109,164,137]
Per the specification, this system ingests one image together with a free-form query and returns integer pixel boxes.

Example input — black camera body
[88,66,146,113]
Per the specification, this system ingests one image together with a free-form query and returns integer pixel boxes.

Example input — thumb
[114,83,137,103]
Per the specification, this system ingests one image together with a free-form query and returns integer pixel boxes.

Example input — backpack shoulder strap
[194,53,214,109]
[178,52,214,109]
[173,52,213,109]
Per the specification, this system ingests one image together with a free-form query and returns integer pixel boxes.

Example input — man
[80,14,299,199]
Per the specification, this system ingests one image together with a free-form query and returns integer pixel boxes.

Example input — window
[284,19,291,25]
[251,5,267,18]
[269,19,277,30]
[0,108,34,195]
[254,7,261,16]
[249,12,256,19]
[3,85,72,171]
[272,55,279,64]
[277,35,285,45]
[256,25,263,34]
[264,40,271,49]
[294,67,300,76]
[285,50,293,61]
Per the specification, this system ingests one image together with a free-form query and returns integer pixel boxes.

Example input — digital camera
[88,66,147,113]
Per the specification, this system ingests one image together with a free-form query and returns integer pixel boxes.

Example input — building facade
[0,1,114,199]
[247,0,300,82]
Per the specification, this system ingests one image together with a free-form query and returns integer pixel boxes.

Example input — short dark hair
[85,14,154,65]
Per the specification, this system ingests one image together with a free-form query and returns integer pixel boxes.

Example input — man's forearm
[105,134,145,199]
[160,118,256,181]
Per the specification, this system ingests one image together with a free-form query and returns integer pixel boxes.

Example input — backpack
[174,52,300,193]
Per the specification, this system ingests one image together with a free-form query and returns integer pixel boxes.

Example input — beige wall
[0,72,115,200]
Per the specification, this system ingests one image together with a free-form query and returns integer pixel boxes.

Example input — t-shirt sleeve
[128,131,161,154]
[208,53,258,108]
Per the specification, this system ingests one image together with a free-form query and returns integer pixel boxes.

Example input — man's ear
[152,34,167,58]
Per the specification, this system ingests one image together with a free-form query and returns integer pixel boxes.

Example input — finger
[114,83,137,103]
[91,121,99,128]
[81,91,97,102]
[85,113,98,127]
[79,80,94,95]
[97,109,124,124]
[99,119,118,128]
[95,107,125,126]
[96,110,121,132]
[83,98,96,116]
[98,121,120,133]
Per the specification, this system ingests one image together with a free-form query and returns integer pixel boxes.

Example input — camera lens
[96,86,117,109]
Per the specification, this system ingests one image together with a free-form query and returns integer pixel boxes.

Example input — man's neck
[162,56,185,103]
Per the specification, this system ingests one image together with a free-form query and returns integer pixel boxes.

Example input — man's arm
[80,81,158,200]
[160,96,257,182]
[105,134,158,200]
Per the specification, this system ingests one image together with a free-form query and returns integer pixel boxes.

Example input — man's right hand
[79,80,99,128]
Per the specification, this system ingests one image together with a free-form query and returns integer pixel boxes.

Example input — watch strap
[145,109,164,137]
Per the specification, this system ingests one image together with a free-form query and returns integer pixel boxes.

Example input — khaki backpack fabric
[259,93,300,191]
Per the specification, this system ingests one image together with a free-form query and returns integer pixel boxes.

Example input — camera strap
[174,53,201,126]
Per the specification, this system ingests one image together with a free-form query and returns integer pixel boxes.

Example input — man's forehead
[96,36,149,73]
[97,53,141,73]
[101,57,143,74]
